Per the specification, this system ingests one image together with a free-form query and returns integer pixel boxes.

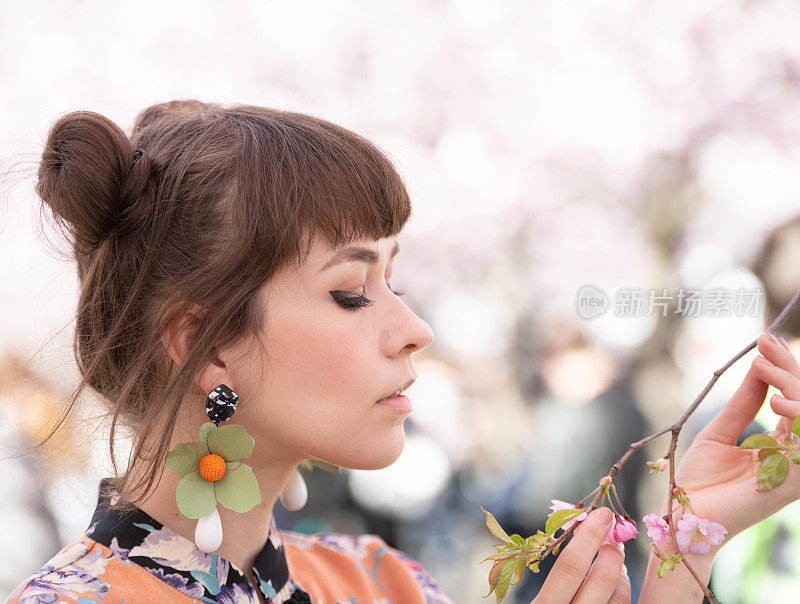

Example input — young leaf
[793,452,800,464]
[483,560,502,599]
[545,508,585,536]
[656,553,682,578]
[509,534,524,546]
[657,558,675,578]
[794,414,800,439]
[758,448,780,461]
[481,507,514,544]
[512,555,528,584]
[525,532,548,547]
[494,557,517,602]
[740,434,781,449]
[480,551,515,564]
[757,452,790,491]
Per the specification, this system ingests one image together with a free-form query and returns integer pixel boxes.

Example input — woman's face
[224,233,434,471]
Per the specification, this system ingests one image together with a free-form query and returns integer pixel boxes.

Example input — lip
[376,376,417,403]
[375,394,413,413]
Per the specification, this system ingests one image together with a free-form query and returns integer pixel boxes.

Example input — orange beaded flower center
[198,453,227,481]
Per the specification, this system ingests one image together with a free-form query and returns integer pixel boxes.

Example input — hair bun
[37,111,133,254]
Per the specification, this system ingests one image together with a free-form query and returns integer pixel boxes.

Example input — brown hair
[30,100,411,510]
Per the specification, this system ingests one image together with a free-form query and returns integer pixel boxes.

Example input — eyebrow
[319,241,400,272]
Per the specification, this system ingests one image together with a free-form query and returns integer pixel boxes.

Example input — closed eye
[329,287,406,311]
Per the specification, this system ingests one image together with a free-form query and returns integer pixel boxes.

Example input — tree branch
[539,286,800,601]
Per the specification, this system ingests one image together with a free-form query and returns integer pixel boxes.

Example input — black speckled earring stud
[205,384,238,425]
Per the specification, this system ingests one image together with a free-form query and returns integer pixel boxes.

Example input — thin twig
[538,287,800,601]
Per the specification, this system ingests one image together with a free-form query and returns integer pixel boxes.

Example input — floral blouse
[6,479,453,604]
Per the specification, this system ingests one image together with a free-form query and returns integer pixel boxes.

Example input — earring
[279,468,308,510]
[165,384,262,553]
[279,459,344,511]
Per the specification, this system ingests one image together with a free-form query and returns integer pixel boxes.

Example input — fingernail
[622,563,628,574]
[773,393,785,401]
[617,541,625,552]
[766,331,780,346]
[779,336,791,350]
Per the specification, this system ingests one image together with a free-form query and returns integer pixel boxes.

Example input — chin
[321,428,406,471]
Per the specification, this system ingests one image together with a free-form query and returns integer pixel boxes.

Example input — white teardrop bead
[195,507,223,553]
[279,469,308,511]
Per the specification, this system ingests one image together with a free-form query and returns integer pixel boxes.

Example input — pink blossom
[643,513,670,544]
[548,500,588,531]
[614,516,638,542]
[604,514,638,545]
[675,513,727,555]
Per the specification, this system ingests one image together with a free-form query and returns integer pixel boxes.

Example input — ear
[160,303,228,396]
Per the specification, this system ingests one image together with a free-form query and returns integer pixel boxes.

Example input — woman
[6,100,800,603]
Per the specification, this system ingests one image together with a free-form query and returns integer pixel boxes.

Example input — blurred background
[2,1,800,602]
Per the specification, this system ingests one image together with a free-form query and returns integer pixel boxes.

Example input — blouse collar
[84,478,309,603]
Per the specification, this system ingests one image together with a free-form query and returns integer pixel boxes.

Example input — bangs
[229,106,412,268]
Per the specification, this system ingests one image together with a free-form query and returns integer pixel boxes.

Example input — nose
[384,299,434,357]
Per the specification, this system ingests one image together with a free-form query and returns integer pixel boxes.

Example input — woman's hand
[532,507,631,603]
[640,331,800,602]
[666,331,800,540]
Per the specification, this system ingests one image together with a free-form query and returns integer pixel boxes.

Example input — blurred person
[5,101,800,604]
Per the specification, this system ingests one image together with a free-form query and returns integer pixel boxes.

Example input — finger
[608,563,631,604]
[752,355,800,401]
[535,507,614,602]
[757,331,800,381]
[773,415,793,437]
[770,394,800,424]
[696,363,768,444]
[571,542,625,604]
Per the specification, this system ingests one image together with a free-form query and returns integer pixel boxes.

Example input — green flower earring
[166,384,261,552]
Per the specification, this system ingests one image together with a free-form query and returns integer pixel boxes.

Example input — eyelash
[329,286,406,311]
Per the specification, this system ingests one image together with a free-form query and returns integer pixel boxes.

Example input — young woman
[6,101,800,604]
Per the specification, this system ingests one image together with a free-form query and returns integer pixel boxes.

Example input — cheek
[270,311,376,408]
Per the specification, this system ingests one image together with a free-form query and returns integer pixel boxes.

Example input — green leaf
[483,561,502,599]
[166,442,209,476]
[494,557,517,603]
[794,414,800,439]
[481,507,514,544]
[656,558,674,578]
[757,452,790,491]
[526,532,548,547]
[545,508,585,536]
[793,452,800,464]
[509,534,524,546]
[175,471,217,519]
[740,434,781,449]
[214,462,262,513]
[759,448,780,461]
[207,424,255,461]
[512,555,528,584]
[199,422,216,445]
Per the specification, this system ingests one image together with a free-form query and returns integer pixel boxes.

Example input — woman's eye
[329,285,406,311]
[330,289,374,311]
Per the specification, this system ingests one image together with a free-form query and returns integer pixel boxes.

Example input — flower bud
[647,458,668,473]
